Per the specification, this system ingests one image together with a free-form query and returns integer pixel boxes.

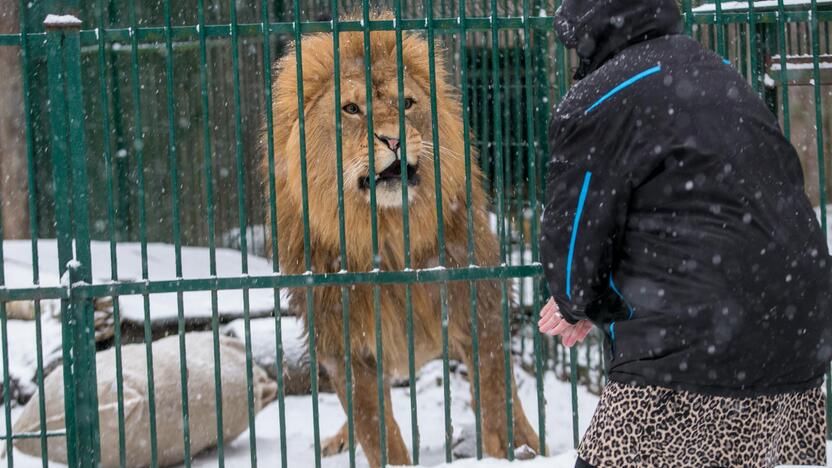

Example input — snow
[0,316,63,405]
[815,205,832,252]
[2,360,598,467]
[2,240,286,324]
[692,0,832,12]
[42,14,82,27]
[6,349,829,467]
[772,61,832,71]
[413,456,578,468]
[222,317,308,379]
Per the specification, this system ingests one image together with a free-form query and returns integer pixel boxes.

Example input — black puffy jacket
[541,0,832,396]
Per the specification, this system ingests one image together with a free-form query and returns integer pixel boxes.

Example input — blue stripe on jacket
[566,172,593,299]
[585,65,662,114]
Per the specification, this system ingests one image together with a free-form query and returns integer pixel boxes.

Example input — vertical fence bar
[44,11,99,466]
[422,0,455,460]
[161,0,193,462]
[683,0,693,39]
[228,0,260,463]
[0,191,11,467]
[45,20,75,467]
[106,0,130,241]
[569,345,579,447]
[18,0,50,464]
[738,24,746,75]
[290,2,323,465]
[372,58,389,468]
[356,5,389,466]
[776,1,791,139]
[747,0,761,95]
[126,0,160,463]
[45,11,101,465]
[329,6,357,466]
[810,1,827,234]
[260,1,289,466]
[94,0,128,464]
[195,0,227,464]
[391,0,420,462]
[66,17,101,464]
[488,0,515,459]
[534,0,552,381]
[715,0,727,58]
[522,0,546,454]
[480,45,492,196]
[457,0,484,459]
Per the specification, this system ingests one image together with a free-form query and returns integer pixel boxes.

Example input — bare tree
[0,0,29,240]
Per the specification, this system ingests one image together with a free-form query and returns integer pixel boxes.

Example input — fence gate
[0,0,830,467]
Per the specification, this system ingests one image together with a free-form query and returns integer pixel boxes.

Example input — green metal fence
[0,0,830,466]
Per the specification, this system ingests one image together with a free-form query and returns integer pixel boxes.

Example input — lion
[264,21,539,467]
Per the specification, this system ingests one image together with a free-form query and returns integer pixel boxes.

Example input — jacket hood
[554,0,683,79]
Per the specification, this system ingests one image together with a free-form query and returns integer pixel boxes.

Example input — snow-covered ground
[692,0,832,12]
[2,240,285,324]
[2,360,598,468]
[6,357,827,467]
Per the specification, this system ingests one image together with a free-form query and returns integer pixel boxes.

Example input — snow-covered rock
[223,317,311,394]
[0,315,63,407]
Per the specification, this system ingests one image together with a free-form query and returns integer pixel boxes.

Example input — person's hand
[537,297,594,347]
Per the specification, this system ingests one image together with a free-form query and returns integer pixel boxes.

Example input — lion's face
[271,27,471,247]
[327,66,432,208]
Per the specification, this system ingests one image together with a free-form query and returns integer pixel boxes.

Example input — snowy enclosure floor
[692,0,832,12]
[2,362,599,467]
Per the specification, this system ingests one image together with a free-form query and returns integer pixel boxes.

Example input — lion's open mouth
[359,162,420,190]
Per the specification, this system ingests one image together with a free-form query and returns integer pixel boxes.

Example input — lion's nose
[375,134,400,153]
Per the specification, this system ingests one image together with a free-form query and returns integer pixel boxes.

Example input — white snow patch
[692,0,832,12]
[0,315,63,406]
[772,61,832,71]
[7,358,832,467]
[222,317,307,375]
[2,341,600,467]
[183,361,600,467]
[42,14,82,27]
[3,240,287,323]
[815,205,832,252]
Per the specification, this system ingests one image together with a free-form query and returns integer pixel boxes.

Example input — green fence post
[44,8,101,468]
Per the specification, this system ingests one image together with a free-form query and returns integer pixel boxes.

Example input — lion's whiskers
[420,142,467,163]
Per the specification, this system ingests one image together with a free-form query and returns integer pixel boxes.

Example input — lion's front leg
[325,355,411,468]
[450,279,541,459]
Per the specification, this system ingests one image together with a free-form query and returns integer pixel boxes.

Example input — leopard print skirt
[578,381,827,468]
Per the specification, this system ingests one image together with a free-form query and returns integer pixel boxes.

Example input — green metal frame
[0,0,830,467]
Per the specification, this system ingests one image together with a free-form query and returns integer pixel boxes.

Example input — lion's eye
[342,103,361,115]
[404,97,415,110]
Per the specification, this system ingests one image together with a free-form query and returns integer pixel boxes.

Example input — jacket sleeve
[540,111,635,324]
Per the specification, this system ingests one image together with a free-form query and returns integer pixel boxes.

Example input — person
[537,0,832,467]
